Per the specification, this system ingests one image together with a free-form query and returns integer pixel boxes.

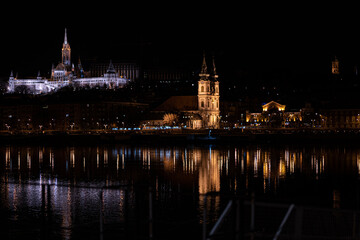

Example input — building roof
[183,112,202,120]
[55,63,65,71]
[154,96,198,112]
[107,60,116,74]
[262,101,286,111]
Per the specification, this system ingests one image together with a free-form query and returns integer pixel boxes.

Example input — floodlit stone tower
[198,53,220,129]
[62,28,71,67]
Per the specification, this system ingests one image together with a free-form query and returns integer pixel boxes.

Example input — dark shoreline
[2,130,360,146]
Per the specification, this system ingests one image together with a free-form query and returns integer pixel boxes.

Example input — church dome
[55,63,65,71]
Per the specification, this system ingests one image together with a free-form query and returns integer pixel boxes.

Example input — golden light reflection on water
[2,146,360,212]
[70,147,75,168]
[6,146,10,170]
[2,145,360,188]
[198,147,220,194]
[26,148,31,170]
[2,144,360,238]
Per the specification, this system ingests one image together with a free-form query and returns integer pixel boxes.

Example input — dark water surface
[1,143,360,239]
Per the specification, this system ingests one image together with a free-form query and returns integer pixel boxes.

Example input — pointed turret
[37,71,42,80]
[8,71,15,92]
[107,59,116,74]
[9,70,14,81]
[64,28,68,44]
[212,55,218,81]
[199,52,210,80]
[77,57,84,78]
[51,64,54,79]
[62,28,71,67]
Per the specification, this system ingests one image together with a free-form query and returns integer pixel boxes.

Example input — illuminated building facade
[197,54,220,129]
[90,62,140,81]
[7,29,129,94]
[243,100,360,129]
[142,53,220,129]
[246,101,302,127]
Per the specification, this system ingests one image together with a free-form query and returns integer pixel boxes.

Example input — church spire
[212,55,218,81]
[199,52,210,80]
[107,59,116,73]
[64,28,68,44]
[62,28,71,67]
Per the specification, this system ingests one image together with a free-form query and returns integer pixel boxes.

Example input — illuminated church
[197,53,220,128]
[147,53,221,129]
[8,29,129,94]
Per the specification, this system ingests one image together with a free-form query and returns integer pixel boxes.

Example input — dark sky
[1,3,359,84]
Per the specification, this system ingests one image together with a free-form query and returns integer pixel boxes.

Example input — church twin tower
[198,53,220,129]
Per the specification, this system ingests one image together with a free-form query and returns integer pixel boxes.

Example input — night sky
[1,4,359,88]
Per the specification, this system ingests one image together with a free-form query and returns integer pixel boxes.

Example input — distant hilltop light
[332,56,340,75]
[7,29,129,94]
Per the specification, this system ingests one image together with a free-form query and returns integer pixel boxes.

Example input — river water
[1,142,360,239]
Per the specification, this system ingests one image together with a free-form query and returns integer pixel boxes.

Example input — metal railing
[201,192,360,240]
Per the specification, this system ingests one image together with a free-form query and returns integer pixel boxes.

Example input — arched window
[201,86,204,92]
[201,101,204,108]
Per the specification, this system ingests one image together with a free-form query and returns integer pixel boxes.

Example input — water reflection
[1,144,360,239]
[2,145,360,189]
[198,146,220,194]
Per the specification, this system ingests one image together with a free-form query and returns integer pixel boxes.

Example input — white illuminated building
[8,29,129,94]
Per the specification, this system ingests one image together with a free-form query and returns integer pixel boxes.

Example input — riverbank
[2,129,360,145]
